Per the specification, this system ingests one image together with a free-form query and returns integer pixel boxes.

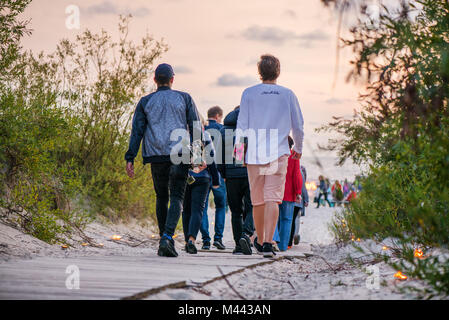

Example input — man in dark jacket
[217,106,255,255]
[125,63,202,258]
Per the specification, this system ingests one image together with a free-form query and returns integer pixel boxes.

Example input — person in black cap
[125,63,203,257]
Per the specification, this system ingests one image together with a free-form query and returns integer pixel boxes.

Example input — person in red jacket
[345,186,357,203]
[275,136,303,251]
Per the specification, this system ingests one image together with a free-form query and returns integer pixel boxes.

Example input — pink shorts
[247,155,289,206]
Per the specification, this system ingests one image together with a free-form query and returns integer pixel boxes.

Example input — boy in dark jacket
[218,106,255,255]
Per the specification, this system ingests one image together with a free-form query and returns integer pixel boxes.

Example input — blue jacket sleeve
[302,182,309,203]
[204,136,221,186]
[125,98,147,164]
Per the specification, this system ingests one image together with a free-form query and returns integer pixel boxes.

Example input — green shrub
[1,2,167,242]
[322,0,449,298]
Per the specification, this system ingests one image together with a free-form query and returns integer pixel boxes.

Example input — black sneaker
[185,240,197,254]
[202,241,211,250]
[232,245,244,255]
[158,237,178,257]
[213,239,226,250]
[262,242,276,258]
[294,234,300,245]
[253,237,263,255]
[239,234,252,255]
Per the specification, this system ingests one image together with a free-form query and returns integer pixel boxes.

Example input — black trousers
[225,177,255,246]
[150,162,189,237]
[289,206,301,246]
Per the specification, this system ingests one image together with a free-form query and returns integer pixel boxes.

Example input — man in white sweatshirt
[236,54,304,258]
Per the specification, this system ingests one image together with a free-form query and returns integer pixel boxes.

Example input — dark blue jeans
[182,177,210,241]
[200,176,227,242]
[150,162,189,237]
[225,177,254,246]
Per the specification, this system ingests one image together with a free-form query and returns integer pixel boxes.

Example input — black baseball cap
[155,63,175,79]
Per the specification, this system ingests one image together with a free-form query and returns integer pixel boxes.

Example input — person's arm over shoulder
[289,90,304,155]
[217,126,226,178]
[125,97,147,164]
[184,92,202,142]
[203,132,220,186]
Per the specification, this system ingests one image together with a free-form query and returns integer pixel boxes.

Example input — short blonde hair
[198,113,208,127]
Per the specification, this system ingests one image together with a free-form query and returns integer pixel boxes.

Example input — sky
[20,0,366,180]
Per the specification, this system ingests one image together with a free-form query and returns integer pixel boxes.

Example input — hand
[192,161,207,173]
[197,161,207,172]
[295,194,302,203]
[305,202,309,207]
[292,151,302,160]
[212,185,220,189]
[126,162,134,178]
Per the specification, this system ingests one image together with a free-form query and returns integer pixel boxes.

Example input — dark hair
[207,106,223,119]
[234,105,240,110]
[288,136,294,149]
[257,54,280,81]
[155,74,172,86]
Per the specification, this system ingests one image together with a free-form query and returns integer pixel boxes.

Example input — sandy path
[147,205,425,300]
[0,205,309,299]
[0,203,425,299]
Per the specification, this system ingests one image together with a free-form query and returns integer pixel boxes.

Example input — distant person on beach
[316,175,331,208]
[218,106,255,255]
[236,54,304,258]
[343,179,350,198]
[200,106,227,250]
[125,63,203,258]
[354,175,363,192]
[182,117,220,254]
[289,165,308,247]
[331,180,344,202]
[345,186,357,204]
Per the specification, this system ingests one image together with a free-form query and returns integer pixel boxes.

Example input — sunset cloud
[283,9,297,19]
[215,74,257,87]
[325,98,353,105]
[240,25,329,46]
[174,65,193,74]
[84,1,150,17]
